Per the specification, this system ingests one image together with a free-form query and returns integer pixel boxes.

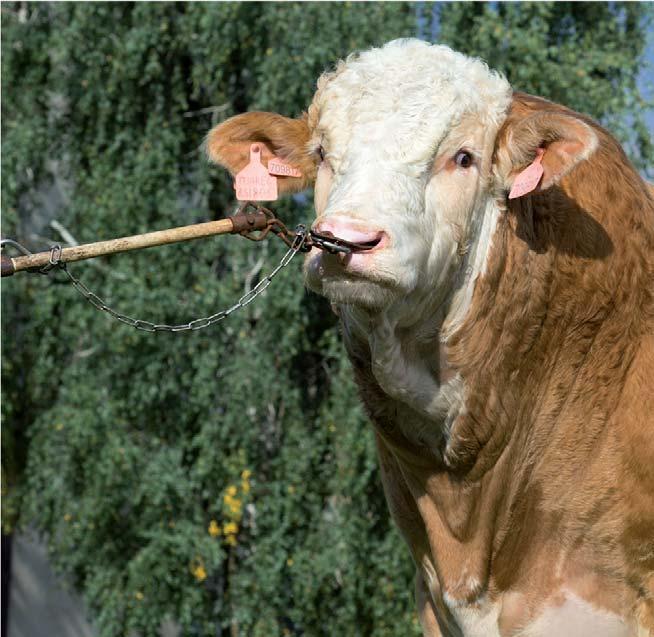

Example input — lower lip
[336,252,371,274]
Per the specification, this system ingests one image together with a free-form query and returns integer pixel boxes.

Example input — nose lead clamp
[308,230,375,255]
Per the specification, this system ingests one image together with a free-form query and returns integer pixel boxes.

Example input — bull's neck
[336,196,507,474]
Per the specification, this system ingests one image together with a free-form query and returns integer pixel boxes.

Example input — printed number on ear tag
[268,157,302,178]
[235,144,278,201]
[508,148,545,199]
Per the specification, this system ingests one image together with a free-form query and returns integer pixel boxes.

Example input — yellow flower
[226,485,238,497]
[208,520,221,537]
[225,535,237,547]
[241,469,252,481]
[190,557,207,582]
[63,513,72,522]
[228,500,242,517]
[223,521,238,536]
[135,591,144,601]
[241,481,250,494]
[224,491,242,519]
[286,558,294,567]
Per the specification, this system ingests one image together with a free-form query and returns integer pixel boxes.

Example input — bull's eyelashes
[454,150,474,169]
[313,143,334,173]
[431,147,477,174]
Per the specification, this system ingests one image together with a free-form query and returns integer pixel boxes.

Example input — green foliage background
[1,3,652,636]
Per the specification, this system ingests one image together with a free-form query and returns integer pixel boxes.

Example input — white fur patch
[435,588,632,637]
[442,591,502,637]
[442,196,503,340]
[524,591,632,637]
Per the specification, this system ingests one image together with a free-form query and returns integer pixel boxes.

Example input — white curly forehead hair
[307,39,512,170]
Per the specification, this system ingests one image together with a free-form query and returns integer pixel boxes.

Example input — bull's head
[207,39,597,333]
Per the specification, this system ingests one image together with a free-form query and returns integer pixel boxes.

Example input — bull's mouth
[303,219,396,309]
[303,229,400,310]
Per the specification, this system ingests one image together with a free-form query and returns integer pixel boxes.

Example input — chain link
[41,225,308,333]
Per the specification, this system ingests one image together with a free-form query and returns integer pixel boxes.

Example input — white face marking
[304,39,512,330]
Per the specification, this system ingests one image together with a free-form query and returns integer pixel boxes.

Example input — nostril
[312,217,386,247]
[358,236,382,248]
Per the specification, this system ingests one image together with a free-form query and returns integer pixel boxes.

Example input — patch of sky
[415,1,441,42]
[640,21,654,145]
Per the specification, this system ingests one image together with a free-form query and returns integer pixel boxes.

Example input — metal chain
[39,225,308,332]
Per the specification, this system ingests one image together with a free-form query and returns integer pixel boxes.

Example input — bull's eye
[455,150,473,169]
[317,145,325,162]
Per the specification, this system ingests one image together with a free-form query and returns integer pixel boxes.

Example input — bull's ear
[497,109,598,196]
[206,111,316,194]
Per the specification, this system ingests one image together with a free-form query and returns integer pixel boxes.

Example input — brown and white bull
[207,39,654,637]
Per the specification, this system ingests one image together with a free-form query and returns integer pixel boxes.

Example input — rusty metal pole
[1,209,269,277]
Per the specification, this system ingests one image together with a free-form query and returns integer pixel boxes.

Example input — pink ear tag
[508,148,545,199]
[268,157,302,178]
[234,144,278,201]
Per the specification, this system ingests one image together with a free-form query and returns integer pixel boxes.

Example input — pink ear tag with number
[508,148,545,199]
[268,157,302,178]
[234,144,278,201]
